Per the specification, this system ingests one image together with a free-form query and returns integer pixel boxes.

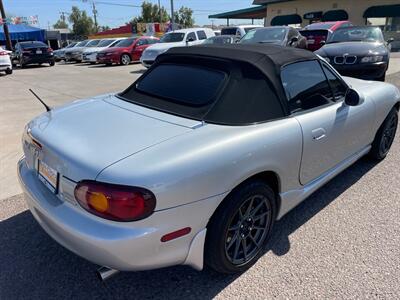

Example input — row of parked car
[2,21,394,82]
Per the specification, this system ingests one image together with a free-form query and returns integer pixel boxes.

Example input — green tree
[99,25,110,32]
[53,18,68,29]
[68,6,95,37]
[174,6,194,28]
[129,1,169,27]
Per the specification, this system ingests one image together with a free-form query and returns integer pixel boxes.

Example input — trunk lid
[25,95,200,181]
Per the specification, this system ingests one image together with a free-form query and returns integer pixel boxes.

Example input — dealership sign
[0,15,39,25]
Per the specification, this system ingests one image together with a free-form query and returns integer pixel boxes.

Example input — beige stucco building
[253,0,400,28]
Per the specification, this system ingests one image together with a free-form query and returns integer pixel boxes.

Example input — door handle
[312,128,327,141]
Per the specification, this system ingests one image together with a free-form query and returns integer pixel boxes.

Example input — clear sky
[3,0,264,29]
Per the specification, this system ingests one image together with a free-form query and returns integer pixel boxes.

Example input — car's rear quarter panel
[97,118,303,213]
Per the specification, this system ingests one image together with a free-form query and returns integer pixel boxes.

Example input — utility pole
[170,0,174,31]
[92,1,98,32]
[0,0,12,50]
[158,0,161,23]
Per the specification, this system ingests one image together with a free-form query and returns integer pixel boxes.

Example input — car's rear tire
[49,61,55,66]
[369,108,398,160]
[120,54,131,65]
[105,63,112,66]
[5,68,12,75]
[205,180,276,274]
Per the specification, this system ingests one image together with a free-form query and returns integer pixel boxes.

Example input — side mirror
[320,40,326,46]
[186,37,195,43]
[387,37,394,44]
[345,88,362,106]
[290,36,299,45]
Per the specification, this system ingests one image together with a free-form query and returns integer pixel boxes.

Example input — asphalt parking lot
[1,58,400,299]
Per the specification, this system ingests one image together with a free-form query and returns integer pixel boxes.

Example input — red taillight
[74,180,156,222]
[0,51,8,56]
[48,47,53,52]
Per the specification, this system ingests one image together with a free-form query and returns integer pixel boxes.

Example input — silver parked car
[18,44,399,277]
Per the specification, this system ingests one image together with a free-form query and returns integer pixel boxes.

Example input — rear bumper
[332,61,388,80]
[0,63,12,71]
[21,55,54,65]
[18,158,217,271]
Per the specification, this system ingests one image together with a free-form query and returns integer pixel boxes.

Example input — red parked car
[97,36,159,66]
[300,21,353,51]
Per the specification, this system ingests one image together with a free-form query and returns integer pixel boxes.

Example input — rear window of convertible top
[135,64,226,106]
[119,60,284,125]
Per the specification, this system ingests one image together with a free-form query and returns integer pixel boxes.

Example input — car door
[186,32,198,45]
[132,39,147,61]
[281,60,375,185]
[196,30,208,44]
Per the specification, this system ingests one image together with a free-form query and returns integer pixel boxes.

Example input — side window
[186,32,197,41]
[321,64,348,100]
[287,28,297,40]
[137,39,146,46]
[197,30,207,40]
[281,60,334,113]
[148,38,158,44]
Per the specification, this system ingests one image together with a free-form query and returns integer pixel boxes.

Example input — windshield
[20,42,47,48]
[328,27,384,43]
[240,28,287,44]
[221,28,238,35]
[97,39,115,47]
[160,32,185,43]
[76,40,89,47]
[112,38,136,47]
[86,40,101,47]
[66,42,77,48]
[203,36,233,45]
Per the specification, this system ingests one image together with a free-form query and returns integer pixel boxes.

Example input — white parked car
[82,38,126,64]
[0,46,12,75]
[221,25,263,39]
[140,28,215,68]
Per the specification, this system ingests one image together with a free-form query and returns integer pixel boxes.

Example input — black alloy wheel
[205,180,276,274]
[370,108,398,160]
[225,194,272,265]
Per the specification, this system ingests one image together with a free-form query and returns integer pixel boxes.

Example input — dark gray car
[239,26,307,49]
[315,26,393,81]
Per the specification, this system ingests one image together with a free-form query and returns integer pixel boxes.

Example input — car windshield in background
[66,42,77,48]
[135,64,226,106]
[328,27,384,43]
[244,27,258,33]
[87,40,101,47]
[204,36,233,44]
[76,41,89,47]
[97,39,115,47]
[113,38,136,47]
[20,42,47,48]
[160,33,185,43]
[221,28,237,35]
[240,28,287,44]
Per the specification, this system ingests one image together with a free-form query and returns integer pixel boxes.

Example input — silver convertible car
[18,44,399,278]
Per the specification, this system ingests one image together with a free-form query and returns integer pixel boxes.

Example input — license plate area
[36,50,43,54]
[38,160,59,193]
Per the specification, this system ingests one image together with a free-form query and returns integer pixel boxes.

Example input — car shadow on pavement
[0,157,377,299]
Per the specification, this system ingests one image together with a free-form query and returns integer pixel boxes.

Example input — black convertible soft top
[120,44,319,125]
